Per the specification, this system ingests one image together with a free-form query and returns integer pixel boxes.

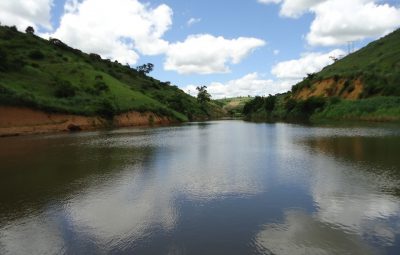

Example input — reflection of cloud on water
[270,129,400,251]
[255,210,376,255]
[0,214,66,254]
[306,153,400,246]
[0,164,178,254]
[0,123,266,254]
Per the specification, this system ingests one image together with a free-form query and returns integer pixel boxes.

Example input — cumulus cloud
[259,0,400,46]
[187,17,201,27]
[164,34,266,74]
[183,73,292,99]
[258,0,326,18]
[184,48,345,99]
[0,0,53,30]
[307,0,400,46]
[50,0,172,65]
[271,49,345,80]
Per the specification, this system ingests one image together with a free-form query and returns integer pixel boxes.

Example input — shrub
[28,50,45,60]
[93,81,109,93]
[96,98,116,118]
[243,96,264,115]
[265,95,276,112]
[285,98,297,112]
[0,48,8,71]
[9,59,26,71]
[54,80,76,98]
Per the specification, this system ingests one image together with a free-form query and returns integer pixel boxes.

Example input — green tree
[136,63,154,75]
[0,47,8,71]
[265,95,276,112]
[196,86,211,105]
[25,26,35,34]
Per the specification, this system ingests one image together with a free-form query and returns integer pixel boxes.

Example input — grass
[243,29,400,123]
[312,97,400,122]
[215,97,254,117]
[291,29,400,98]
[0,25,216,121]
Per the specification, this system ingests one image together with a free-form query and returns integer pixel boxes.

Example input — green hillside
[215,97,254,117]
[243,29,400,123]
[0,25,215,121]
[292,29,400,98]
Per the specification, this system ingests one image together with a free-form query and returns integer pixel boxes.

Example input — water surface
[0,121,400,254]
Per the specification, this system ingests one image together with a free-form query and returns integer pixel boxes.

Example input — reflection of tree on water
[0,132,157,220]
[303,136,400,175]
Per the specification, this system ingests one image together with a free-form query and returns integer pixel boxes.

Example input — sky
[0,0,399,98]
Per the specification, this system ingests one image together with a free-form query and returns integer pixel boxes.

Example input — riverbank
[0,106,173,137]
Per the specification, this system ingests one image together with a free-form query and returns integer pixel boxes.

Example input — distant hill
[243,29,400,122]
[215,97,254,117]
[0,25,221,123]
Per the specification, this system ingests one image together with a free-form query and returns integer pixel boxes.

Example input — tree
[25,26,35,34]
[136,63,154,75]
[0,48,8,71]
[196,86,211,105]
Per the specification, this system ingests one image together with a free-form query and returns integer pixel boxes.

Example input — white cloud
[259,0,400,46]
[50,0,173,65]
[273,49,280,55]
[279,0,325,18]
[257,0,326,18]
[164,34,266,74]
[271,49,345,80]
[307,0,400,46]
[183,73,291,99]
[257,0,282,4]
[183,48,345,99]
[0,0,53,31]
[187,17,201,27]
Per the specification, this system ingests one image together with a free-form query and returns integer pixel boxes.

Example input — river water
[0,120,399,255]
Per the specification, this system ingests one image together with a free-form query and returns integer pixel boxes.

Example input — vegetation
[312,97,400,122]
[291,29,400,98]
[0,25,220,121]
[215,96,254,118]
[243,29,400,123]
[196,86,211,105]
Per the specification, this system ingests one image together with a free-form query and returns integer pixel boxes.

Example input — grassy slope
[215,97,254,117]
[243,29,400,122]
[0,25,216,121]
[292,29,400,98]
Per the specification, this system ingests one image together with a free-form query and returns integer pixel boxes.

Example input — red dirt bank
[0,106,172,137]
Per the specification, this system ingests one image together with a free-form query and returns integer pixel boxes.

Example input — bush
[96,98,116,118]
[243,96,264,115]
[265,95,276,112]
[28,50,45,60]
[300,97,326,114]
[93,81,109,93]
[54,80,76,98]
[285,98,297,112]
[9,59,26,71]
[0,48,8,71]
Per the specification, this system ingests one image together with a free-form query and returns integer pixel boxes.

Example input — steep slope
[292,29,400,100]
[0,25,212,125]
[243,29,400,122]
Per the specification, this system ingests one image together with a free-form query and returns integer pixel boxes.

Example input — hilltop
[243,29,400,122]
[0,25,222,135]
[215,97,254,118]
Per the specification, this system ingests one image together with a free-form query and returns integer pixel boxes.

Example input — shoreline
[0,106,175,137]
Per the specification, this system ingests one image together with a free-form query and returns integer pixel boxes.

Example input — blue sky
[1,0,399,98]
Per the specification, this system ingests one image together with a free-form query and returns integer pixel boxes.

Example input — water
[0,120,399,255]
